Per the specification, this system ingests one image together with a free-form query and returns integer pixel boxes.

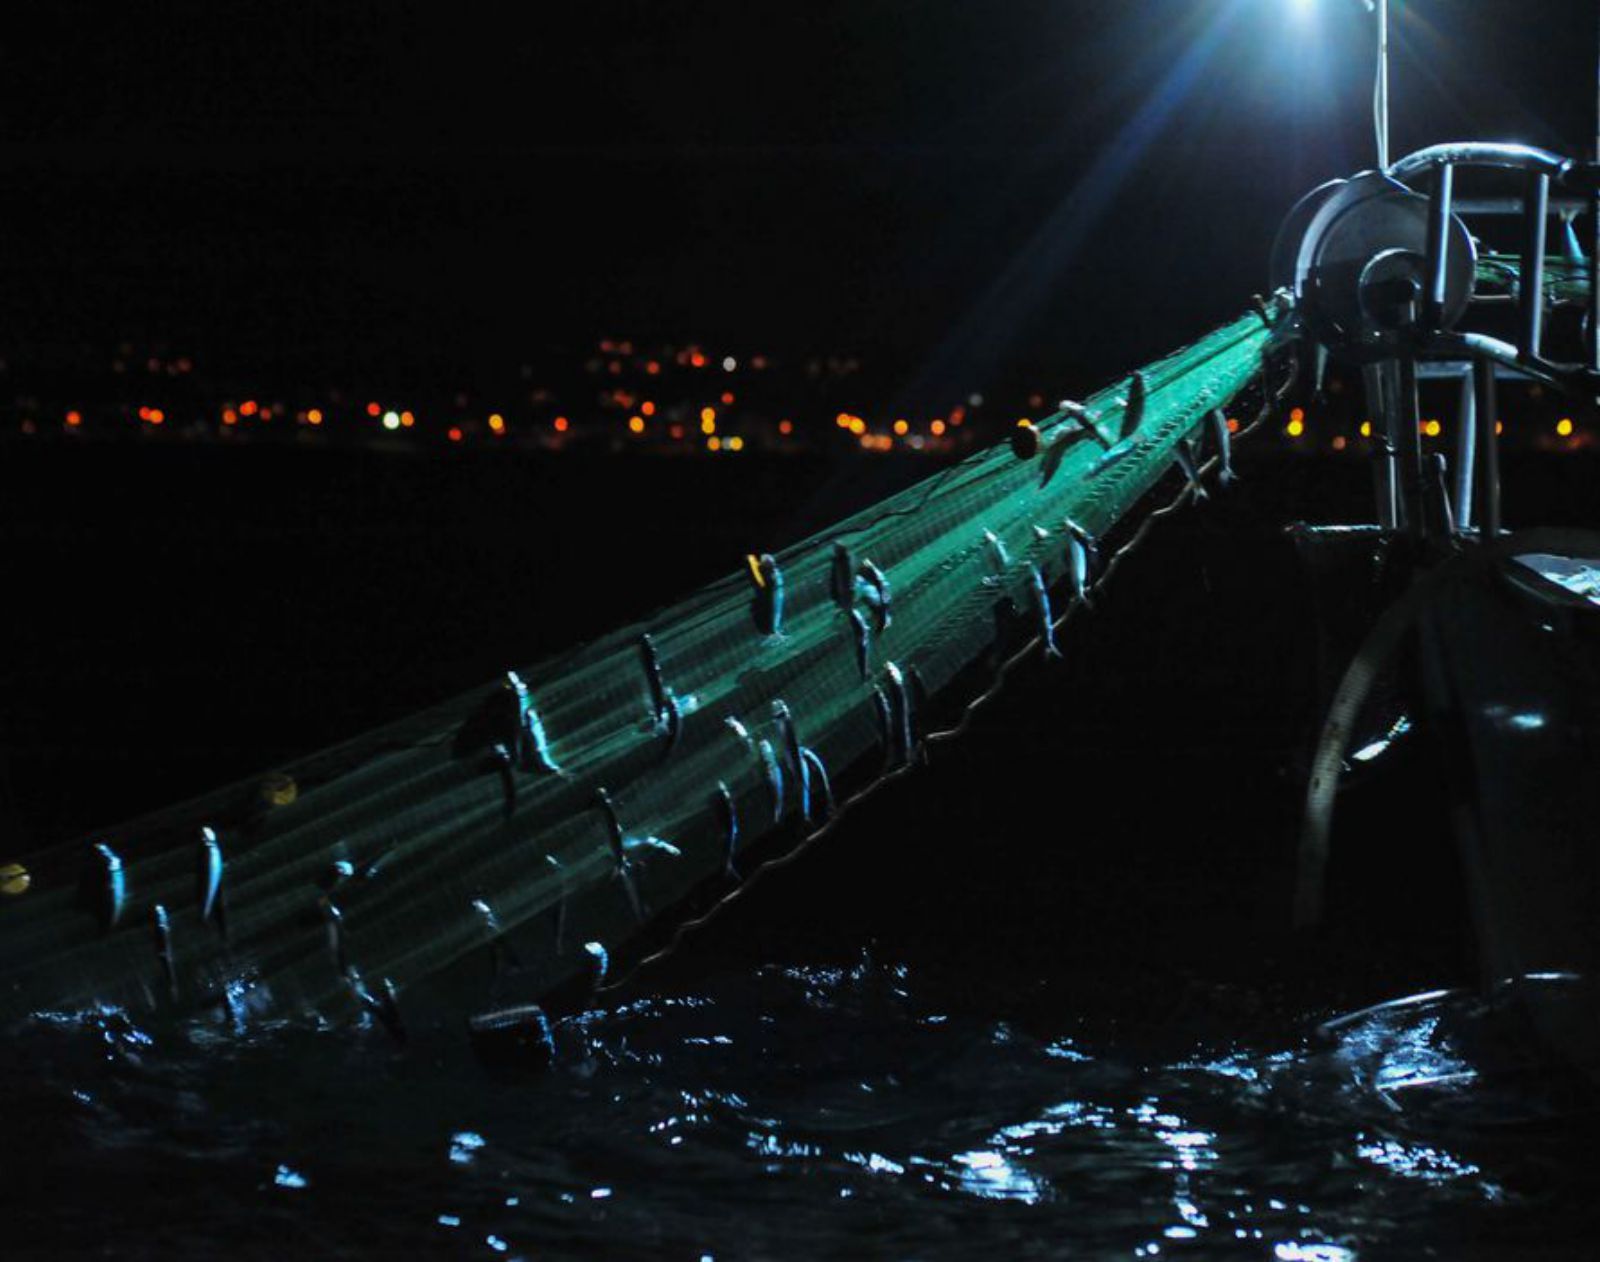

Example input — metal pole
[1591,6,1600,371]
[1397,353,1425,538]
[1422,164,1454,327]
[1474,357,1501,538]
[1376,0,1391,169]
[1453,367,1476,532]
[1363,361,1399,529]
[1520,172,1550,360]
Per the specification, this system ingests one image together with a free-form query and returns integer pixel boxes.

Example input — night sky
[4,0,1598,399]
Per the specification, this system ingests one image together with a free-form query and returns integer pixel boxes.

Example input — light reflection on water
[2,961,1593,1259]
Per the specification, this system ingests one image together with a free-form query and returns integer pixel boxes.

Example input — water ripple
[2,962,1594,1258]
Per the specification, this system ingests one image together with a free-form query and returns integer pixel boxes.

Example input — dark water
[5,957,1595,1261]
[5,448,1600,1258]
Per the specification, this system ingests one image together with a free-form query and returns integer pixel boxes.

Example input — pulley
[1270,171,1477,362]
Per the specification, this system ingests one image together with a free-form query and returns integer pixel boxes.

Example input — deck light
[1295,0,1389,168]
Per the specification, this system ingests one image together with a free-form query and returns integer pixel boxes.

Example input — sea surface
[4,953,1595,1261]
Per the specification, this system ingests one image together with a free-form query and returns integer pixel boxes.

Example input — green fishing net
[0,299,1286,1028]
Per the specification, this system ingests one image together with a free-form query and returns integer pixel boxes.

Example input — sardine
[506,670,561,773]
[1118,372,1147,442]
[595,789,644,921]
[772,699,810,816]
[1208,408,1235,488]
[884,662,913,764]
[715,781,740,878]
[595,789,627,872]
[982,529,1010,586]
[1067,533,1093,607]
[623,836,682,859]
[584,940,610,994]
[758,738,786,821]
[857,559,892,632]
[639,633,683,755]
[370,977,406,1046]
[473,896,520,981]
[830,542,855,610]
[151,903,176,1000]
[872,686,895,771]
[92,842,125,932]
[748,552,785,637]
[489,742,517,816]
[800,747,834,823]
[546,855,568,954]
[197,826,225,932]
[849,608,872,679]
[325,902,349,974]
[1089,436,1138,476]
[1174,436,1208,501]
[1029,563,1061,659]
[1059,399,1111,450]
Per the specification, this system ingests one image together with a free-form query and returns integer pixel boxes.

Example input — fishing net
[0,298,1287,1028]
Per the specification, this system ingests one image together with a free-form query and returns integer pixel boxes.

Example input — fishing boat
[1280,142,1600,1084]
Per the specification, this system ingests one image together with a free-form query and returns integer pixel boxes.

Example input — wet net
[0,297,1288,1029]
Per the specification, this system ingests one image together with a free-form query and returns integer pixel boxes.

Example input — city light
[40,330,1570,461]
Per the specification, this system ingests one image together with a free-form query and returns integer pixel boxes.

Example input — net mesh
[0,299,1286,1026]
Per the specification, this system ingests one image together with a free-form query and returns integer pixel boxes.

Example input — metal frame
[1340,143,1600,541]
